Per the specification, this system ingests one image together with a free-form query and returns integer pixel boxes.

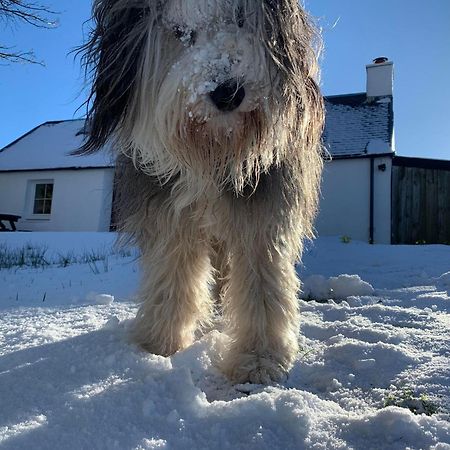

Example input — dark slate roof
[323,93,394,158]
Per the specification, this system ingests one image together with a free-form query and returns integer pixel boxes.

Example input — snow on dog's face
[80,0,323,191]
[162,0,268,117]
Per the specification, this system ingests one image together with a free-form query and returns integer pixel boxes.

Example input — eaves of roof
[0,119,82,153]
[393,156,450,171]
[0,166,114,173]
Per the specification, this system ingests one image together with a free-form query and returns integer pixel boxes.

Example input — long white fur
[120,1,289,194]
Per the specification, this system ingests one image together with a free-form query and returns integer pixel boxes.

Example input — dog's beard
[171,108,273,191]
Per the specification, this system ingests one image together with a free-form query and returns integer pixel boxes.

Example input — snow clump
[302,274,375,301]
[436,271,450,290]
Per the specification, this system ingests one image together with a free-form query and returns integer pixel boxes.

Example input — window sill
[25,215,52,221]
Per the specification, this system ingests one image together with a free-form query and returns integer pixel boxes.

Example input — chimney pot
[373,56,389,64]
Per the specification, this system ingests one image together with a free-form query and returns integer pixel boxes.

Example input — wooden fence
[392,157,450,244]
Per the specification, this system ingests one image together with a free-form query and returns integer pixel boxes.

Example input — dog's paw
[222,352,289,384]
[137,340,180,357]
[130,320,192,357]
[243,364,287,385]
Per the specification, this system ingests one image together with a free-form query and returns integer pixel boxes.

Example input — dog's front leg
[131,219,213,356]
[221,236,301,384]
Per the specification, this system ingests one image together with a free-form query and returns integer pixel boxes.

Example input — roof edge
[0,119,86,153]
[0,165,114,173]
[393,155,450,171]
[325,152,394,161]
[324,92,366,100]
[325,92,393,107]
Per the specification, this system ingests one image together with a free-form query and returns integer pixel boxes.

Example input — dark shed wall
[392,157,450,244]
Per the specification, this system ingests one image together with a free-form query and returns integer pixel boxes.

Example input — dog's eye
[236,7,245,28]
[173,26,196,46]
[173,26,184,40]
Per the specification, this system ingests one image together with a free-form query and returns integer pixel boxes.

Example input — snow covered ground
[0,232,449,449]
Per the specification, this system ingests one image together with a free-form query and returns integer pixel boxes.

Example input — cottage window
[33,183,53,215]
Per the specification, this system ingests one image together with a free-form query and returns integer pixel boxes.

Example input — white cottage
[0,119,114,231]
[316,59,395,244]
[0,59,395,241]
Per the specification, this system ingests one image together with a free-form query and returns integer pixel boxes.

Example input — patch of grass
[340,235,352,244]
[0,242,137,270]
[384,388,439,416]
[56,251,77,268]
[79,249,105,264]
[0,243,49,269]
[116,247,134,258]
[87,255,109,274]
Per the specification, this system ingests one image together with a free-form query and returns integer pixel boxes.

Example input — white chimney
[366,57,394,97]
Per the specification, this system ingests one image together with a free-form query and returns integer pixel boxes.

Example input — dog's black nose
[209,80,245,112]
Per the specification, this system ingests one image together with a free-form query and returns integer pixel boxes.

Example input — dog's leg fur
[210,239,230,310]
[218,165,303,383]
[132,213,214,356]
[114,157,214,355]
[221,243,300,383]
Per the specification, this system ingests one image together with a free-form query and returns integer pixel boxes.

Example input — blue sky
[0,0,449,159]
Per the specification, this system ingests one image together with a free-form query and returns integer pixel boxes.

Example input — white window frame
[26,179,54,220]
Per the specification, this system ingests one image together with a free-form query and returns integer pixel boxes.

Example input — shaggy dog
[78,0,324,384]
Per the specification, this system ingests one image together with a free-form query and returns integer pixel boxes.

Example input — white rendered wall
[0,168,114,232]
[315,157,392,244]
[1,161,392,240]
